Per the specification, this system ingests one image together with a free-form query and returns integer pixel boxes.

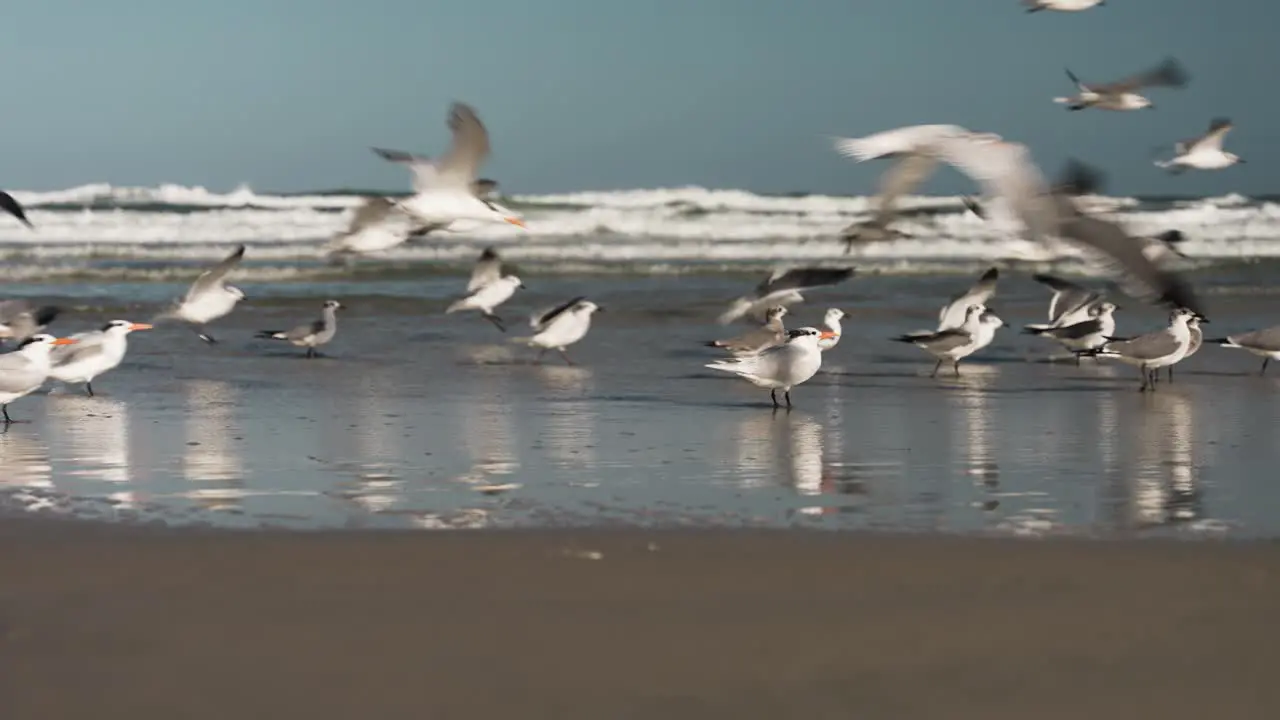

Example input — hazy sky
[1,1,1272,196]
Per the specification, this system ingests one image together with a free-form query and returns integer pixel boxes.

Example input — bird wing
[758,267,855,297]
[832,124,971,162]
[1187,118,1233,154]
[531,296,585,331]
[431,103,491,189]
[1096,57,1190,94]
[1047,318,1103,340]
[467,248,504,292]
[51,334,107,366]
[1032,274,1099,324]
[1229,325,1280,352]
[1108,330,1179,361]
[0,190,33,229]
[186,245,246,301]
[939,268,999,328]
[933,135,1060,246]
[866,153,941,229]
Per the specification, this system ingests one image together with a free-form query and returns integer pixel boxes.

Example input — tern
[718,266,855,325]
[514,297,602,365]
[1155,119,1244,174]
[154,245,247,344]
[446,248,524,332]
[0,333,78,424]
[48,320,152,396]
[255,300,343,358]
[371,103,527,232]
[705,327,828,409]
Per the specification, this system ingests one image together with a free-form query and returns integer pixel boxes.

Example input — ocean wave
[0,183,1277,281]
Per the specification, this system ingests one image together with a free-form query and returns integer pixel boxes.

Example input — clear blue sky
[1,1,1272,196]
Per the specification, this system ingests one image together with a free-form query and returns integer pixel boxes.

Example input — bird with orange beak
[0,333,78,423]
[49,320,153,397]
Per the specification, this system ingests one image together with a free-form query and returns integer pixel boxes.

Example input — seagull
[893,304,1001,378]
[938,267,999,330]
[1024,274,1103,332]
[515,297,602,365]
[818,308,848,351]
[706,306,788,357]
[0,190,33,229]
[323,197,419,259]
[371,103,527,232]
[0,301,62,344]
[717,267,855,325]
[1023,0,1105,12]
[705,327,827,409]
[1207,324,1280,376]
[445,250,524,332]
[1023,301,1118,363]
[48,320,152,396]
[153,245,247,344]
[1166,312,1205,382]
[1088,307,1195,391]
[1054,57,1190,111]
[833,130,1204,315]
[255,300,343,358]
[0,333,78,424]
[1155,119,1244,173]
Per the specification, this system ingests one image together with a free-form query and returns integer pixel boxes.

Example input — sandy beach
[0,524,1277,718]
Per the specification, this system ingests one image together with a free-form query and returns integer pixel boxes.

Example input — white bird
[1166,312,1205,382]
[1155,119,1244,173]
[324,197,420,259]
[255,300,343,358]
[1089,308,1195,391]
[718,267,855,325]
[1054,57,1189,111]
[446,250,524,332]
[48,319,152,396]
[894,304,1002,378]
[833,129,1204,316]
[1207,324,1280,376]
[0,190,33,229]
[0,333,78,424]
[819,308,848,351]
[515,297,602,365]
[1024,274,1104,332]
[154,245,247,344]
[371,103,527,232]
[1023,0,1105,12]
[705,327,827,409]
[1023,301,1118,362]
[0,301,62,344]
[707,306,788,357]
[938,267,999,330]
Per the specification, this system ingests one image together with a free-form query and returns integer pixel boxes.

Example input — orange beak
[505,217,527,229]
[53,337,78,345]
[819,331,838,340]
[129,323,154,331]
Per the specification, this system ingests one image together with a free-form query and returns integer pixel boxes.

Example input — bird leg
[785,391,793,409]
[483,313,507,333]
[1167,365,1174,383]
[1,405,10,424]
[771,389,780,409]
[953,361,962,378]
[1262,359,1271,376]
[1139,366,1150,392]
[557,349,575,366]
[305,348,316,359]
[930,360,943,379]
[86,382,95,398]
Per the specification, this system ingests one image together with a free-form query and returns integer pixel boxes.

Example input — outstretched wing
[530,296,585,331]
[1096,57,1190,93]
[186,245,246,301]
[467,247,504,292]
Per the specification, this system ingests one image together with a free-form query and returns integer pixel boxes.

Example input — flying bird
[717,266,855,325]
[515,297,603,365]
[707,306,788,357]
[255,300,343,358]
[324,197,420,259]
[1155,119,1244,173]
[153,245,247,344]
[0,301,62,344]
[446,248,524,332]
[1023,0,1105,12]
[0,191,33,229]
[1054,57,1190,111]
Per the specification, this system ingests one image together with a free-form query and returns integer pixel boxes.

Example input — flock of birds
[0,1,1275,417]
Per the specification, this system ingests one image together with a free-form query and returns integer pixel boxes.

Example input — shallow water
[3,268,1280,537]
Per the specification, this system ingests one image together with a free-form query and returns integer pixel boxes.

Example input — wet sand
[1,522,1278,718]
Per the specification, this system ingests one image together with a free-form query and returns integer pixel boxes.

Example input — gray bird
[255,300,343,358]
[1088,308,1196,391]
[1207,324,1280,376]
[707,306,788,357]
[0,300,62,345]
[718,267,855,325]
[1054,57,1190,111]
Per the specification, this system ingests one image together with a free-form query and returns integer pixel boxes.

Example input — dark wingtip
[1056,160,1106,196]
[479,247,499,261]
[981,267,999,282]
[1157,229,1186,244]
[254,330,280,339]
[33,306,61,326]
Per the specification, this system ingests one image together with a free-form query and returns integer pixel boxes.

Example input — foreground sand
[2,521,1278,718]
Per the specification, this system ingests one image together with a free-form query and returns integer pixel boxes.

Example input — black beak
[1238,158,1248,164]
[596,306,606,313]
[518,283,526,289]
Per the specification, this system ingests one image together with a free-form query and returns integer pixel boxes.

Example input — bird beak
[53,337,78,345]
[517,283,526,289]
[1238,158,1248,164]
[819,331,837,340]
[129,323,154,331]
[1196,316,1210,323]
[505,217,527,229]
[595,307,606,313]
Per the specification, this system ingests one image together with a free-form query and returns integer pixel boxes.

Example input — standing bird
[0,334,78,424]
[717,266,855,325]
[705,327,829,410]
[371,103,527,232]
[1207,324,1280,376]
[154,245,247,344]
[1088,308,1196,391]
[1024,301,1118,363]
[1054,57,1190,111]
[819,308,848,351]
[445,250,524,332]
[938,267,999,330]
[1167,312,1205,381]
[0,300,62,344]
[894,304,1000,378]
[515,297,603,365]
[0,190,34,229]
[1023,0,1105,12]
[1155,119,1244,174]
[706,306,788,357]
[255,300,343,358]
[48,320,152,396]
